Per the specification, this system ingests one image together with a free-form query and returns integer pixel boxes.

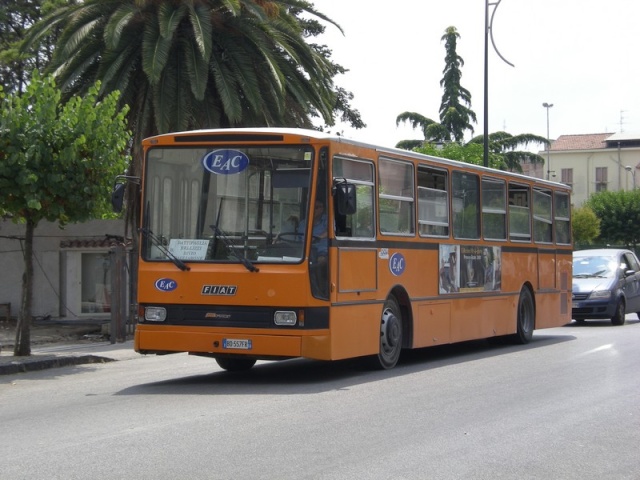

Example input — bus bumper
[134,325,332,361]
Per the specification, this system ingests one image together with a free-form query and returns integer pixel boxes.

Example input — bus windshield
[142,145,315,265]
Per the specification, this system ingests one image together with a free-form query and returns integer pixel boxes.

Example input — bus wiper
[210,225,259,273]
[139,227,190,271]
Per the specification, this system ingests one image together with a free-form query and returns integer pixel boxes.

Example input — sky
[308,0,640,150]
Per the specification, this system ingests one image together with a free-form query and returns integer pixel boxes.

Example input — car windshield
[572,255,618,278]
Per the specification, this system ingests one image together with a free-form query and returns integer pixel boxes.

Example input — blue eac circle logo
[389,253,406,276]
[155,278,177,292]
[202,149,250,175]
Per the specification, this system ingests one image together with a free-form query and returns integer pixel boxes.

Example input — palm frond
[142,18,172,84]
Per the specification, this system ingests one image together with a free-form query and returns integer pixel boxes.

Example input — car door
[621,252,640,313]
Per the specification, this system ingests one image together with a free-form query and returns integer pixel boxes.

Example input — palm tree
[468,131,549,172]
[24,0,340,139]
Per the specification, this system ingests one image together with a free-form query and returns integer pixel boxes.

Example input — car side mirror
[624,269,635,277]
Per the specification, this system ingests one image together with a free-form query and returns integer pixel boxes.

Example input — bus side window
[508,183,531,242]
[333,157,375,239]
[533,188,552,243]
[418,166,449,237]
[452,171,480,239]
[554,191,571,245]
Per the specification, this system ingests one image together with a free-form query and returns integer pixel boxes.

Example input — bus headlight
[145,306,167,322]
[274,310,297,326]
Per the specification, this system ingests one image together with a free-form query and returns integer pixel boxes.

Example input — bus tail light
[274,311,297,326]
[145,306,167,322]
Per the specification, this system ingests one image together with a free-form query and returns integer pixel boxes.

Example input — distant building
[522,132,640,206]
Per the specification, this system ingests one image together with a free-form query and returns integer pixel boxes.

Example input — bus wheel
[215,357,256,372]
[512,288,535,344]
[375,297,403,369]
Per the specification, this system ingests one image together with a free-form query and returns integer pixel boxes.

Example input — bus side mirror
[111,175,141,213]
[333,181,357,215]
[111,182,125,213]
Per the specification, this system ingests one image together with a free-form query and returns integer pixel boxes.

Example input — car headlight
[589,290,612,299]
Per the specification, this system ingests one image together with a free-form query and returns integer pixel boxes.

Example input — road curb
[0,355,115,376]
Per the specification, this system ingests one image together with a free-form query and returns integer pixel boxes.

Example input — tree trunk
[14,217,35,356]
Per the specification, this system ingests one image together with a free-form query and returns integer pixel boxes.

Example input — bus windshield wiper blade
[210,225,259,273]
[139,227,190,271]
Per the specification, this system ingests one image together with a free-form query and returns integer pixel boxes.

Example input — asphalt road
[1,318,639,480]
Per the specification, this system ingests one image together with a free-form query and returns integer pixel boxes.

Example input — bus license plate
[222,338,252,350]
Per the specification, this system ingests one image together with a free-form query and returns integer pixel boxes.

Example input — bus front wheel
[373,297,403,369]
[215,357,257,372]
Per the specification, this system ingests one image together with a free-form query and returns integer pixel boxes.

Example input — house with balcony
[522,132,640,206]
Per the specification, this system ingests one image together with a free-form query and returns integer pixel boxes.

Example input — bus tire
[215,357,256,372]
[512,287,535,344]
[371,296,403,369]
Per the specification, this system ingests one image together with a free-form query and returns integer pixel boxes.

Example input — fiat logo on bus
[155,278,178,292]
[389,253,406,276]
[202,149,249,175]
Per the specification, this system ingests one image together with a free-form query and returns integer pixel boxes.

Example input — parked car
[572,249,640,325]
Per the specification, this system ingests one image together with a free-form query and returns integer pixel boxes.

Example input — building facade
[0,219,129,321]
[522,132,640,206]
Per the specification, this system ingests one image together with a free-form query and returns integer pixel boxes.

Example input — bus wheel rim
[381,307,401,355]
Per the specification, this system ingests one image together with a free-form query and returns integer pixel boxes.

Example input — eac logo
[155,278,178,292]
[389,253,406,276]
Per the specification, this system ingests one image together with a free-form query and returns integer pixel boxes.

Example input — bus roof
[144,127,571,191]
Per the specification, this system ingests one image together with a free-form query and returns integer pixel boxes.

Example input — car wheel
[215,357,257,371]
[611,299,626,326]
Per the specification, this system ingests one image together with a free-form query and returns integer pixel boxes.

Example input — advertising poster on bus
[439,245,501,293]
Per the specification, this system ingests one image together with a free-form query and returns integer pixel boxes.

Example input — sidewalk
[0,319,139,376]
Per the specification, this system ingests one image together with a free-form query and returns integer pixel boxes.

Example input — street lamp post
[543,102,553,180]
[625,165,636,190]
[483,0,514,168]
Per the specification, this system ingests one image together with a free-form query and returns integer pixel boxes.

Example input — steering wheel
[275,232,302,243]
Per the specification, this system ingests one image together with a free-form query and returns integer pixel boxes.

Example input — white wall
[0,219,126,320]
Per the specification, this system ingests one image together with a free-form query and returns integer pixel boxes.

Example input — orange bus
[114,128,572,370]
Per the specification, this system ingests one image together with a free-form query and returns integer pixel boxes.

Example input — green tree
[572,205,601,246]
[0,0,68,95]
[586,190,640,249]
[438,26,476,142]
[467,131,549,173]
[396,26,476,147]
[395,112,444,148]
[0,73,130,356]
[415,142,487,166]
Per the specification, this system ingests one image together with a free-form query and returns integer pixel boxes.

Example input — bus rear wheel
[215,357,256,372]
[373,297,403,369]
[512,287,535,344]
